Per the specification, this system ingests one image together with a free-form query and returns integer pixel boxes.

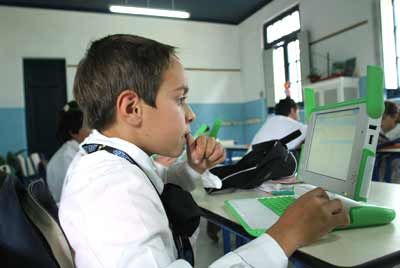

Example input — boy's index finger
[332,208,350,227]
[186,133,203,164]
[186,133,196,149]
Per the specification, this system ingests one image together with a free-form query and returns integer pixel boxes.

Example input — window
[264,7,302,103]
[381,0,399,90]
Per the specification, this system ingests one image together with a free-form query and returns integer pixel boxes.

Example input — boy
[251,97,307,150]
[59,34,349,268]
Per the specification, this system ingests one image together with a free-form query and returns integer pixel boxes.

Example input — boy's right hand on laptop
[266,187,350,257]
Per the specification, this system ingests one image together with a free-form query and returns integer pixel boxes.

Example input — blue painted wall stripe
[0,108,27,157]
[0,100,269,156]
[190,99,266,145]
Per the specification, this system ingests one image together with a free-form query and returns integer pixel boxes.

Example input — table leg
[222,227,231,253]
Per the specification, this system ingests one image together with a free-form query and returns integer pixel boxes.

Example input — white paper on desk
[257,176,297,193]
[228,198,279,230]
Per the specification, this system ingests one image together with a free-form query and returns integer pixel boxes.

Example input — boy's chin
[161,146,184,158]
[171,148,185,157]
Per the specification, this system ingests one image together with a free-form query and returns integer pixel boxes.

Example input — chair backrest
[0,164,11,174]
[0,175,74,268]
[30,152,42,173]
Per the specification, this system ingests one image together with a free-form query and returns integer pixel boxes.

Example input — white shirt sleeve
[210,234,288,268]
[154,160,222,191]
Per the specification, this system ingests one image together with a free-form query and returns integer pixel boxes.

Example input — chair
[0,175,74,267]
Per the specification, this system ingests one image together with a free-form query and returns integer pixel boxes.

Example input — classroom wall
[0,1,383,156]
[239,0,379,101]
[0,6,244,156]
[237,0,380,141]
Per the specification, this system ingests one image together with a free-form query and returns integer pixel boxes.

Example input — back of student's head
[275,97,297,116]
[73,34,176,130]
[56,101,84,144]
[384,101,398,118]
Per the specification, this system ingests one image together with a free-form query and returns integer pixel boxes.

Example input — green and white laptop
[225,66,396,237]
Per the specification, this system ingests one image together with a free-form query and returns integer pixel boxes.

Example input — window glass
[273,47,286,103]
[381,0,399,89]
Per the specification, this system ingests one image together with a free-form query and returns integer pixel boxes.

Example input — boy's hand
[186,134,226,174]
[267,187,350,256]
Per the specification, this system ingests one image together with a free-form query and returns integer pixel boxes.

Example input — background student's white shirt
[386,124,400,140]
[251,115,307,150]
[46,139,79,203]
[59,130,288,268]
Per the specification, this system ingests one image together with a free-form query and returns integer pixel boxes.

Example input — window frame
[263,6,302,103]
[263,6,300,50]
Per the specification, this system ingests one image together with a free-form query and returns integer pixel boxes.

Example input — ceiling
[0,0,273,25]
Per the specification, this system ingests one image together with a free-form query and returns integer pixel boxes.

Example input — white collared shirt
[59,130,288,268]
[47,139,80,203]
[251,115,307,150]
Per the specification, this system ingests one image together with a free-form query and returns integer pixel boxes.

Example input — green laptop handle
[346,206,396,229]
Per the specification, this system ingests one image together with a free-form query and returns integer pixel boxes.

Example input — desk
[192,182,400,268]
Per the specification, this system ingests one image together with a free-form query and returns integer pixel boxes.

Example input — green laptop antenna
[304,88,316,122]
[209,119,222,138]
[366,65,384,119]
[193,124,209,138]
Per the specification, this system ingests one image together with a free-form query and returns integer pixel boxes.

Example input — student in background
[386,113,400,141]
[379,101,399,144]
[59,34,348,268]
[46,101,91,203]
[378,101,400,183]
[251,97,307,150]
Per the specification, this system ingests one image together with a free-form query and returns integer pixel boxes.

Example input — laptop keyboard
[258,196,296,216]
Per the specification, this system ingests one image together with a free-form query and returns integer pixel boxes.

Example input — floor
[195,218,224,268]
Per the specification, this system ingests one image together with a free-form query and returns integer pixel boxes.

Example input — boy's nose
[184,103,196,124]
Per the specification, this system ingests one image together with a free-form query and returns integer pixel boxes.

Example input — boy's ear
[116,89,143,126]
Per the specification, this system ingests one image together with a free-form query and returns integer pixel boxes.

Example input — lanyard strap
[83,144,136,165]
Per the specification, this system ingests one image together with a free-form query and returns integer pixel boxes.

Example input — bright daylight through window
[381,0,400,90]
[265,8,302,103]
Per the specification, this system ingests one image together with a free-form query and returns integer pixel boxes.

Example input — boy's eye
[178,96,187,105]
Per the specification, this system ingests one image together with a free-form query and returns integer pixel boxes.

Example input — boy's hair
[384,101,398,118]
[56,101,84,144]
[275,97,297,116]
[74,34,176,130]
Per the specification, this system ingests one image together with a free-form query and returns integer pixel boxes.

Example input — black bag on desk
[206,130,300,194]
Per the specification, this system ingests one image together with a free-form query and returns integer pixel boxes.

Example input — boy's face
[381,114,397,133]
[141,57,195,157]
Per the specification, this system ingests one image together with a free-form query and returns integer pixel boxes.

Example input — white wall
[0,1,383,107]
[239,0,380,102]
[0,6,242,107]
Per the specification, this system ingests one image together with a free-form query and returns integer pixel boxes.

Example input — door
[23,59,67,159]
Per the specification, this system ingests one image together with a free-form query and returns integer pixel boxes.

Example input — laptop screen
[306,108,360,181]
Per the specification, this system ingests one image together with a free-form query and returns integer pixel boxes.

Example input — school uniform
[252,115,307,150]
[59,130,288,268]
[47,139,80,203]
[386,124,400,140]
